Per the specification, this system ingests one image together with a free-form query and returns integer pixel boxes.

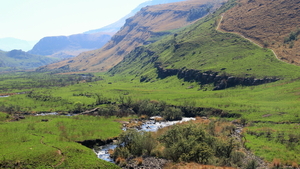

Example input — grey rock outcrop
[154,62,280,90]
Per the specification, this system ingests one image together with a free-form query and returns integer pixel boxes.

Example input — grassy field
[245,123,300,165]
[0,114,121,168]
[2,74,300,121]
[0,0,299,167]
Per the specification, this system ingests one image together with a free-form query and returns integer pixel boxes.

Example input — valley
[0,0,300,168]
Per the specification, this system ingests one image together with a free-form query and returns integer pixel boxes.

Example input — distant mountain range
[40,0,225,72]
[0,49,57,72]
[28,32,113,59]
[29,0,190,60]
[0,38,37,52]
[0,0,195,72]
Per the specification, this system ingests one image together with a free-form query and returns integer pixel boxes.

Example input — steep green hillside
[109,0,300,81]
[106,0,300,165]
[0,49,57,72]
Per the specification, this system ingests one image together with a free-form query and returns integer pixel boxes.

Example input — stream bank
[93,117,196,164]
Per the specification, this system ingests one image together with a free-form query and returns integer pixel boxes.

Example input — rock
[122,157,170,169]
[19,116,25,119]
[154,63,279,90]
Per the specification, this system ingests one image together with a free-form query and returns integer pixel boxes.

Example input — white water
[35,112,59,116]
[95,117,196,162]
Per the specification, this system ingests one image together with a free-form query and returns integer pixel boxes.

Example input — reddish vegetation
[164,162,236,169]
[0,93,19,96]
[220,0,300,64]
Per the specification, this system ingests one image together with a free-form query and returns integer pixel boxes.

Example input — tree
[73,101,83,113]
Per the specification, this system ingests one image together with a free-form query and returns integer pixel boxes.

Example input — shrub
[162,107,183,121]
[289,41,294,48]
[244,159,258,169]
[113,147,130,159]
[158,123,214,163]
[113,129,157,158]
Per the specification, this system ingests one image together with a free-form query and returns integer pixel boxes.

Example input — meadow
[0,113,121,168]
[0,0,299,167]
[1,72,300,166]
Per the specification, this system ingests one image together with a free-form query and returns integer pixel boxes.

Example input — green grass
[0,115,121,168]
[1,74,299,122]
[245,123,300,165]
[0,0,300,166]
[0,112,9,121]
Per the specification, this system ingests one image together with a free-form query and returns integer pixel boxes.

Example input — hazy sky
[0,0,148,41]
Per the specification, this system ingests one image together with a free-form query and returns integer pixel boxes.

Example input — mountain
[107,0,300,88]
[40,0,226,72]
[0,38,37,52]
[84,0,189,34]
[29,0,189,60]
[28,32,113,59]
[219,0,300,65]
[0,49,57,72]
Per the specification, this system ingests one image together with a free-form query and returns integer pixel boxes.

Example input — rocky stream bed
[92,117,276,169]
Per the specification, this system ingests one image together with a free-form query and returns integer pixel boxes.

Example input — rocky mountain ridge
[39,0,227,72]
[30,0,191,61]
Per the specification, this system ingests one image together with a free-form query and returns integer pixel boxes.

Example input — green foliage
[284,31,299,43]
[284,28,300,45]
[154,122,245,166]
[162,107,183,121]
[112,129,156,159]
[244,160,258,169]
[158,123,212,163]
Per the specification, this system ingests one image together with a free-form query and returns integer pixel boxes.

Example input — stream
[0,92,27,98]
[94,117,196,163]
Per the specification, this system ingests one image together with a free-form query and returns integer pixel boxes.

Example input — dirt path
[216,14,287,64]
[33,134,65,167]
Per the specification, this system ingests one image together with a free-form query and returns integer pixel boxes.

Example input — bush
[132,100,160,116]
[244,159,258,169]
[162,107,183,121]
[158,123,213,163]
[113,129,157,158]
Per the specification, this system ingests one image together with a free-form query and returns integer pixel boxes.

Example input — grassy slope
[0,115,120,168]
[0,0,300,166]
[110,0,300,79]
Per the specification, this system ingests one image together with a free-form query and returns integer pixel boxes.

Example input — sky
[0,0,148,41]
